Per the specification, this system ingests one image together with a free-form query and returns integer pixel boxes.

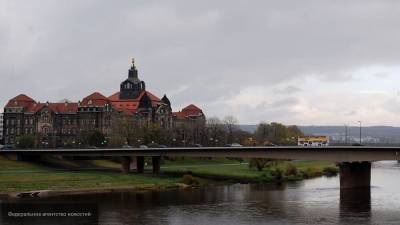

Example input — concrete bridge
[2,146,400,190]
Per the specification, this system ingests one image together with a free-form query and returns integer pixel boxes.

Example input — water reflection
[340,188,371,215]
[1,161,400,225]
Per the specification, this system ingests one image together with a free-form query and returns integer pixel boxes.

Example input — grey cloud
[1,0,400,124]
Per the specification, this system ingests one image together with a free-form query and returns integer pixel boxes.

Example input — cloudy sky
[1,0,400,126]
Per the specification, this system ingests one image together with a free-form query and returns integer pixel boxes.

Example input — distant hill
[239,125,400,143]
[239,125,258,133]
[298,126,400,138]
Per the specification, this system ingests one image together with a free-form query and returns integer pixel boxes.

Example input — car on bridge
[225,143,243,147]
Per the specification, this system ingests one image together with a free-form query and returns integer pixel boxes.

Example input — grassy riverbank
[0,156,338,194]
[0,156,179,193]
[162,158,338,183]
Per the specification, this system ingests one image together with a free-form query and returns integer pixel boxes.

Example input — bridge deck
[2,146,400,162]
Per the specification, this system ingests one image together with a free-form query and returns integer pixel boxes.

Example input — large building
[173,104,206,145]
[2,59,205,147]
[0,112,3,144]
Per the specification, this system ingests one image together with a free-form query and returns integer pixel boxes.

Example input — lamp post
[358,121,362,145]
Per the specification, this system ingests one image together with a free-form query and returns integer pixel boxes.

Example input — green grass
[162,158,337,182]
[0,155,338,193]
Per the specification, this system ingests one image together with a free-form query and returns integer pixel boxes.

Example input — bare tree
[223,116,239,144]
[206,117,226,146]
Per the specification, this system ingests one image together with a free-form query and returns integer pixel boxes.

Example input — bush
[303,168,323,179]
[17,135,36,149]
[258,173,274,182]
[79,129,106,147]
[323,167,339,176]
[249,158,279,171]
[285,163,298,176]
[181,174,200,186]
[274,168,283,181]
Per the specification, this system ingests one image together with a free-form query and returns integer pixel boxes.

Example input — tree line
[15,115,303,149]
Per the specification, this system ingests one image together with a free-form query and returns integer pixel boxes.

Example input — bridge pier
[152,156,161,174]
[136,156,145,173]
[339,162,371,189]
[121,156,132,173]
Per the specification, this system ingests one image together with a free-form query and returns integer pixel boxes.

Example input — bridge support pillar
[152,156,161,174]
[136,156,145,173]
[121,156,132,173]
[339,162,371,189]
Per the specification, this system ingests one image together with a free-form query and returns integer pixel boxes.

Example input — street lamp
[172,138,176,147]
[358,121,362,145]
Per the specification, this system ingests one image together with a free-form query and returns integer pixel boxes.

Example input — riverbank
[0,156,180,195]
[0,156,338,196]
[162,158,338,183]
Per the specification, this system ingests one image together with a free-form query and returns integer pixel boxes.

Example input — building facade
[173,104,206,145]
[0,112,3,144]
[3,59,204,147]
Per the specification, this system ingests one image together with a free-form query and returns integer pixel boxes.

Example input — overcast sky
[1,0,400,126]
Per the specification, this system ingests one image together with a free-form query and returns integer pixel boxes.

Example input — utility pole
[358,121,362,145]
[344,124,348,145]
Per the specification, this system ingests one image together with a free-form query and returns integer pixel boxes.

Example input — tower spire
[128,57,138,78]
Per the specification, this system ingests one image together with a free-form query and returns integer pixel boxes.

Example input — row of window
[78,107,108,112]
[6,119,20,126]
[25,118,34,125]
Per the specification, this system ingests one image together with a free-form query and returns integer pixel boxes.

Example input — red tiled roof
[108,91,161,102]
[108,90,163,115]
[108,92,120,101]
[173,104,204,120]
[25,102,78,114]
[81,92,109,106]
[182,104,202,112]
[5,94,36,108]
[48,103,78,113]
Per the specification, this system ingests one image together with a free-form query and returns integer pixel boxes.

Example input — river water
[2,161,400,225]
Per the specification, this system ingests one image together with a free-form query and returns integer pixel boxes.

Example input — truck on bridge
[298,136,329,147]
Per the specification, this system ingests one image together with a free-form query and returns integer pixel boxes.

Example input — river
[1,161,400,225]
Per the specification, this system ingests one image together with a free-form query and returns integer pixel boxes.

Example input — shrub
[303,168,323,179]
[323,167,339,176]
[181,174,200,186]
[249,158,279,171]
[16,135,36,149]
[274,168,283,181]
[285,163,298,176]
